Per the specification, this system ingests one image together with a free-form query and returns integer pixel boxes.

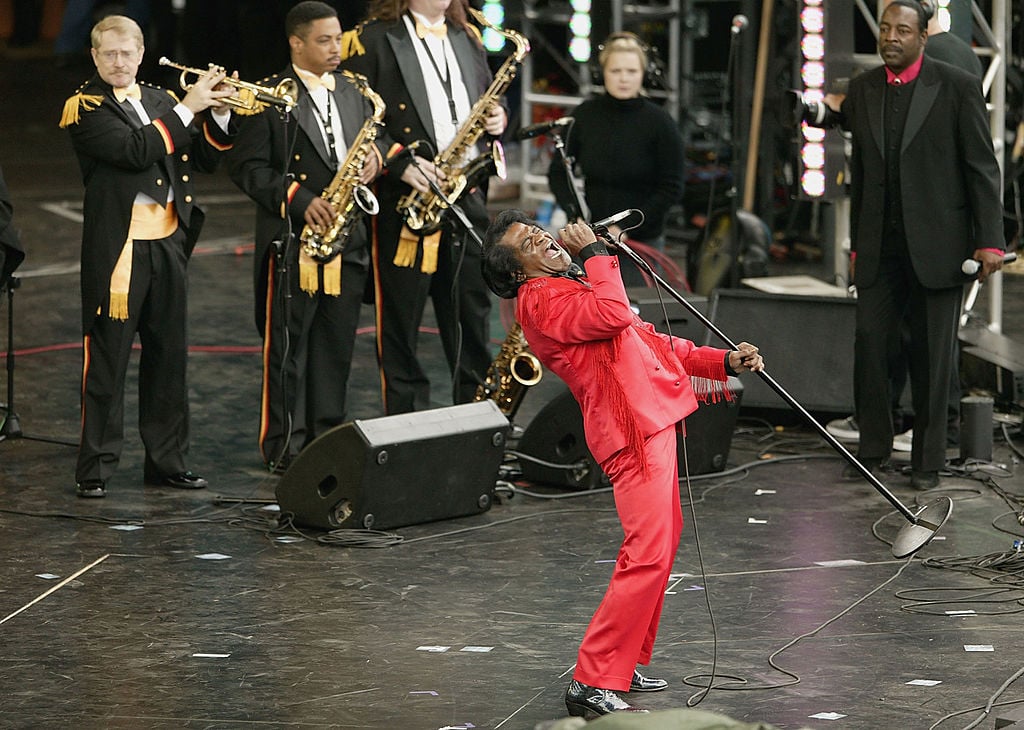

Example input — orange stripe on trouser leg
[258,261,275,462]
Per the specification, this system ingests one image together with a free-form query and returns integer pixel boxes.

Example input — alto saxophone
[398,8,530,235]
[300,71,386,263]
[475,322,543,418]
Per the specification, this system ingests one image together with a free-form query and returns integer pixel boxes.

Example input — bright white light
[801,143,826,169]
[800,7,824,34]
[801,34,825,61]
[801,169,826,197]
[802,61,825,89]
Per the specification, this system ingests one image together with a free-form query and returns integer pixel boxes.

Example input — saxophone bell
[354,184,380,216]
[510,350,542,387]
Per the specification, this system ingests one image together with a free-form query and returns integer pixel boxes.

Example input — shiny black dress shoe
[76,479,106,498]
[147,471,208,489]
[629,668,668,692]
[565,680,649,719]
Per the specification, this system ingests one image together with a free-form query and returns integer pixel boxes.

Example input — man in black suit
[228,1,388,472]
[340,0,507,414]
[61,15,235,498]
[817,1,1005,490]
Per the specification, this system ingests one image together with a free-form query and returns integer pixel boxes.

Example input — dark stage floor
[4,53,1024,730]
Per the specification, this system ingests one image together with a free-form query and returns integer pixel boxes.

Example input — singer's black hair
[481,209,535,299]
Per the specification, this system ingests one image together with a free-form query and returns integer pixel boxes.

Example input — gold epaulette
[59,82,104,128]
[341,28,365,60]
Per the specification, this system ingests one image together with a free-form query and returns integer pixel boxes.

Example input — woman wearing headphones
[547,32,686,286]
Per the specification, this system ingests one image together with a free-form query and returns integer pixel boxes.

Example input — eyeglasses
[97,50,139,63]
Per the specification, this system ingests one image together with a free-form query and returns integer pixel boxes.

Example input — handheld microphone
[590,209,636,229]
[962,252,1017,276]
[731,14,749,35]
[516,117,573,141]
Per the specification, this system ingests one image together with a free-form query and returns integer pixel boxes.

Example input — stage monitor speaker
[516,380,743,488]
[276,401,510,531]
[626,287,709,344]
[681,377,744,474]
[516,388,605,490]
[705,289,856,413]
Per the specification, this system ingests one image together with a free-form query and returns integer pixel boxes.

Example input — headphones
[590,32,668,91]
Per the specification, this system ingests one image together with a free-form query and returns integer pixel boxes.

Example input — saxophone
[397,8,530,234]
[475,322,543,419]
[300,71,386,263]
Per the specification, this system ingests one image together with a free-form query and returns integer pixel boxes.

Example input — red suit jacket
[516,255,731,464]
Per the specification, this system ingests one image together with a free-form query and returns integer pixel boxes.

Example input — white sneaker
[826,416,859,441]
[892,429,913,452]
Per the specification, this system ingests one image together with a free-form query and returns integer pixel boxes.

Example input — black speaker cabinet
[516,389,604,489]
[626,287,709,344]
[681,377,744,474]
[706,289,856,413]
[276,401,510,530]
[516,379,743,488]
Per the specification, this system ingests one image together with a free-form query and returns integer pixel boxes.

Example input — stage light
[481,0,506,52]
[569,0,591,62]
[796,0,853,200]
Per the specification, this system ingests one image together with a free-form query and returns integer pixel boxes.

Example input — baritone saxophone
[397,8,530,234]
[300,71,385,263]
[475,322,543,419]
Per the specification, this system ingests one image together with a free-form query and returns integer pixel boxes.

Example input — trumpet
[158,57,298,113]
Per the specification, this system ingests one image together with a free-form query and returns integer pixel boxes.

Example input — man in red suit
[481,211,763,719]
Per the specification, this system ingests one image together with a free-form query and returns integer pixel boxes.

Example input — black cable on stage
[681,557,916,697]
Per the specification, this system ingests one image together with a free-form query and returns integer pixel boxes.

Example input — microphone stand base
[891,497,953,558]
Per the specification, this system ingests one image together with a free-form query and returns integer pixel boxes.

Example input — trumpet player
[340,0,507,415]
[227,1,388,472]
[60,15,236,499]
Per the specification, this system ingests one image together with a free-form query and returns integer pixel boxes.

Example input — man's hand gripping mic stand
[598,227,952,558]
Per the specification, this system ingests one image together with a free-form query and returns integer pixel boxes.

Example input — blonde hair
[90,15,144,50]
[598,32,648,71]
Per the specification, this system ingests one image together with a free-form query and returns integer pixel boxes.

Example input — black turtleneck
[547,94,685,242]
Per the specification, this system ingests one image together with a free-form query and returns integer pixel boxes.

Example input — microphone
[591,209,636,229]
[962,252,1017,276]
[387,140,425,164]
[516,117,573,141]
[731,14,749,34]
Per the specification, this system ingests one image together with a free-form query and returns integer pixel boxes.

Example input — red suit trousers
[573,423,682,691]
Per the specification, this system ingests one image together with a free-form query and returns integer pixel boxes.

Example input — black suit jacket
[64,76,234,333]
[227,66,389,333]
[840,57,1003,290]
[339,16,495,201]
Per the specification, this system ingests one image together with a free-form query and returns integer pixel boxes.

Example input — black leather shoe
[148,471,208,489]
[564,680,649,719]
[629,668,668,692]
[910,470,940,490]
[76,479,106,498]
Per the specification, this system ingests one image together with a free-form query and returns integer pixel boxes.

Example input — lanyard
[415,22,459,127]
[309,91,339,167]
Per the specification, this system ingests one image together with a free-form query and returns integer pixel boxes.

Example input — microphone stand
[547,126,584,223]
[610,235,952,558]
[269,102,299,470]
[406,150,482,404]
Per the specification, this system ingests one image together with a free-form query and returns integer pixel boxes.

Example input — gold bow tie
[113,83,141,102]
[295,68,336,92]
[415,20,448,39]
